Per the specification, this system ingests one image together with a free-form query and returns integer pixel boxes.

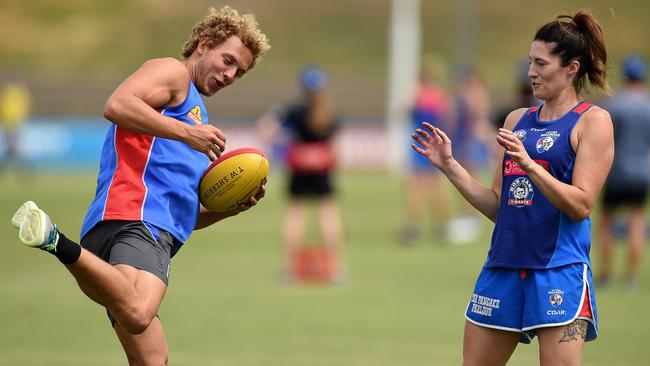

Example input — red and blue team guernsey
[487,101,594,269]
[410,84,450,171]
[81,81,209,255]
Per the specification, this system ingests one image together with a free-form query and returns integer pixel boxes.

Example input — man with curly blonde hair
[11,6,269,365]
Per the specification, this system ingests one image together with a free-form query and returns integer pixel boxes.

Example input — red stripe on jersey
[103,127,154,220]
[414,85,449,113]
[573,102,592,115]
[527,106,540,115]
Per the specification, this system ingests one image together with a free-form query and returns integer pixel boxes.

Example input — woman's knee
[463,322,518,366]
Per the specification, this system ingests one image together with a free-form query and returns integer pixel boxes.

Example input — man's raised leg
[12,201,166,334]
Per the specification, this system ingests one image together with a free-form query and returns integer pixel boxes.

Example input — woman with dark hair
[412,10,613,365]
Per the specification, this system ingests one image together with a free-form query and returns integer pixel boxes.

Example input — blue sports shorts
[465,263,597,343]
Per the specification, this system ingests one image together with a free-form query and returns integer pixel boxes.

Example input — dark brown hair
[534,10,610,94]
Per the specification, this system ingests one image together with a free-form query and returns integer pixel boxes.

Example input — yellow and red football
[199,147,269,212]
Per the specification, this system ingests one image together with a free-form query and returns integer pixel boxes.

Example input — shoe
[11,200,37,228]
[399,224,421,246]
[447,216,480,245]
[12,201,59,251]
[624,277,638,293]
[595,275,610,289]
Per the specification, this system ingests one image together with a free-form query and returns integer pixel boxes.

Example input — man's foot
[12,201,59,251]
[11,200,37,228]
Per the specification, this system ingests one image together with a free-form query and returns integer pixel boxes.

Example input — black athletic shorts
[80,220,174,286]
[289,173,333,197]
[602,183,649,209]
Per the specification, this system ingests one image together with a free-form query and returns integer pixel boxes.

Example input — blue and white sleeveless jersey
[81,81,210,255]
[487,102,594,269]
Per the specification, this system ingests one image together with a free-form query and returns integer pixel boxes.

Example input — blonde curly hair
[181,6,270,70]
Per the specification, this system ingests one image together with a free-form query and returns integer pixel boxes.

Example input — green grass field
[1,172,649,365]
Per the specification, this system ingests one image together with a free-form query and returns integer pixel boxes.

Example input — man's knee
[115,317,168,366]
[115,306,157,334]
[110,264,167,334]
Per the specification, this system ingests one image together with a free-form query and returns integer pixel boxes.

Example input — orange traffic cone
[291,244,337,283]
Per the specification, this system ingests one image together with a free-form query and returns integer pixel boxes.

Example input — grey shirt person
[605,89,650,190]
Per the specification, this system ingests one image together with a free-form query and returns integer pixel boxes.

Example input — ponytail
[535,10,610,95]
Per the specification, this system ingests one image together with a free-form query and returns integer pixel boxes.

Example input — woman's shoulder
[576,105,613,144]
[502,108,529,130]
[582,105,612,126]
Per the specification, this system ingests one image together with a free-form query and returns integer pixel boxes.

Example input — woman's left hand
[496,128,535,171]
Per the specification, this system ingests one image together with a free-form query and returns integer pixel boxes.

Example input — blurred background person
[399,54,454,246]
[446,65,493,245]
[598,55,650,291]
[258,66,344,283]
[0,76,31,174]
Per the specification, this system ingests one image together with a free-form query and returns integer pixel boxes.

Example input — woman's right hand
[411,122,454,170]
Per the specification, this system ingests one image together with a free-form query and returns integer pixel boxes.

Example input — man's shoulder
[137,58,191,93]
[141,57,188,74]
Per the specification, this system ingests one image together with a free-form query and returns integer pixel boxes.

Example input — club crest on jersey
[513,129,527,142]
[508,177,533,207]
[548,289,564,307]
[536,131,560,153]
[187,106,203,125]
